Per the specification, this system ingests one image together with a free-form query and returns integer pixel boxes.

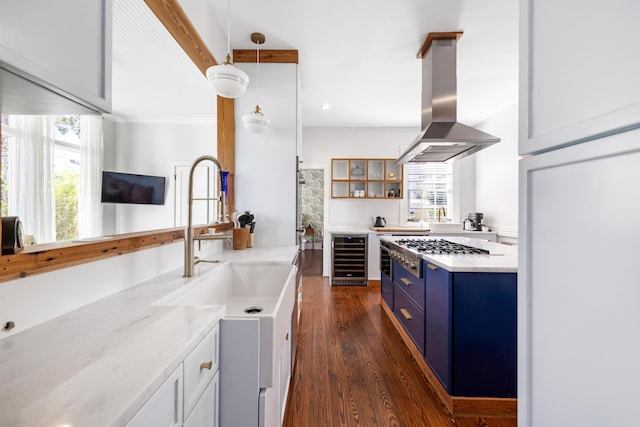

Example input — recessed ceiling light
[321,104,331,110]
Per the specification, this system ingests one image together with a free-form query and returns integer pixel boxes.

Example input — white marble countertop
[0,245,298,427]
[382,236,517,273]
[326,224,496,238]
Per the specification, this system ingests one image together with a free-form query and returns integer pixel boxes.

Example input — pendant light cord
[256,42,260,106]
[226,0,231,61]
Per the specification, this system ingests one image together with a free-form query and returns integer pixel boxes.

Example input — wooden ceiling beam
[233,50,299,64]
[144,0,218,73]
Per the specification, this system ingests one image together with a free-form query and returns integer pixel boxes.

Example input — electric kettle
[372,216,386,227]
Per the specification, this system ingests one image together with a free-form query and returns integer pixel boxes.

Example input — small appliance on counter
[371,216,386,227]
[463,212,483,231]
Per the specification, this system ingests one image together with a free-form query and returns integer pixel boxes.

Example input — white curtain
[78,116,104,238]
[8,116,56,243]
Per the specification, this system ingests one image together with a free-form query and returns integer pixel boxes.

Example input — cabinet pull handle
[400,278,412,286]
[400,308,413,320]
[427,263,438,271]
[200,361,213,370]
[285,333,289,340]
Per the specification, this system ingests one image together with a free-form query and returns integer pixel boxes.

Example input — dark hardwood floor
[283,249,516,427]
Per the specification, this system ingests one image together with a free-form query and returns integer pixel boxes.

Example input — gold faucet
[437,207,446,223]
[184,155,232,277]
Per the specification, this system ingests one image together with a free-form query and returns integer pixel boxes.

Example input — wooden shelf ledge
[0,223,232,283]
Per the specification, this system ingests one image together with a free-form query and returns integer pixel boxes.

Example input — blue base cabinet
[391,261,426,355]
[424,262,517,398]
[380,272,393,309]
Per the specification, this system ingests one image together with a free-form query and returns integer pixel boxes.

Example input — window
[406,162,453,222]
[1,114,101,244]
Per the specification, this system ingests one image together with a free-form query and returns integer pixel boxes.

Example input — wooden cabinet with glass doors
[331,159,403,199]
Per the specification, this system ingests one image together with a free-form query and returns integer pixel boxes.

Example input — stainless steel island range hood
[397,32,500,164]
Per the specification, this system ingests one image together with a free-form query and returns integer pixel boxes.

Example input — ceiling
[111,0,518,127]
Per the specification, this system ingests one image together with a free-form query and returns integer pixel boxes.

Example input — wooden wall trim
[233,49,299,64]
[217,96,235,214]
[0,224,231,283]
[417,31,463,59]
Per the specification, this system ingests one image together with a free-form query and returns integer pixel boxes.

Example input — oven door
[380,241,391,280]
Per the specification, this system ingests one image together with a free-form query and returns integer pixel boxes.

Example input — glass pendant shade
[206,55,249,99]
[242,105,270,134]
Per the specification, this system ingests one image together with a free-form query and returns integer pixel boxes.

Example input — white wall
[302,127,476,226]
[0,242,182,339]
[109,119,217,234]
[474,105,519,240]
[234,63,298,247]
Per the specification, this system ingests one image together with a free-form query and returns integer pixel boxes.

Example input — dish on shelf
[350,166,364,176]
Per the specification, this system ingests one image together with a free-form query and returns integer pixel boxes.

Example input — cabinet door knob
[200,361,213,370]
[285,333,289,340]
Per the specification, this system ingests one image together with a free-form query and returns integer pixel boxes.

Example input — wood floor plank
[284,251,516,427]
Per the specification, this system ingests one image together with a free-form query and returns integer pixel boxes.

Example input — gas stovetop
[395,238,490,255]
[385,238,490,279]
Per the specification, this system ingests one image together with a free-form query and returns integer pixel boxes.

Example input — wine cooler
[331,234,368,286]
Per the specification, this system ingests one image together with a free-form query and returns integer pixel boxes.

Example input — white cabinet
[368,233,381,280]
[0,0,112,112]
[519,0,640,155]
[259,324,292,427]
[221,314,294,427]
[126,324,220,427]
[278,324,292,423]
[126,364,184,427]
[185,371,219,427]
[184,323,220,419]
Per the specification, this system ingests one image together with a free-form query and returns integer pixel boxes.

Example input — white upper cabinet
[0,0,112,113]
[519,0,640,155]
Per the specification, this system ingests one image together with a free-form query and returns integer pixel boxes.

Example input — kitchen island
[324,224,498,281]
[380,236,517,418]
[0,245,298,427]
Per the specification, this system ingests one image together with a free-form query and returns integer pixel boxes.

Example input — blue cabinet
[424,263,452,392]
[423,262,517,398]
[380,272,393,309]
[392,261,425,354]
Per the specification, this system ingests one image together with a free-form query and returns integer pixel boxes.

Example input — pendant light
[205,0,249,98]
[242,32,270,134]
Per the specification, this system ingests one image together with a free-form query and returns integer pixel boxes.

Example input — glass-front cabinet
[331,158,403,199]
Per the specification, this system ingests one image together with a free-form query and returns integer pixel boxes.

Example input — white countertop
[382,236,517,273]
[0,245,298,427]
[326,224,496,239]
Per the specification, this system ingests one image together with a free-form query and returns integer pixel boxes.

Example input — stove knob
[409,261,417,269]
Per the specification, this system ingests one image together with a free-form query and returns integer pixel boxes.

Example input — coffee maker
[464,212,483,231]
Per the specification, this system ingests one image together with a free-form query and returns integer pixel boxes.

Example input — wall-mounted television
[101,171,166,205]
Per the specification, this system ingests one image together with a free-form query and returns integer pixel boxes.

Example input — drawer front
[381,273,393,309]
[184,323,220,418]
[184,370,219,427]
[393,287,425,354]
[392,261,424,310]
[126,364,183,427]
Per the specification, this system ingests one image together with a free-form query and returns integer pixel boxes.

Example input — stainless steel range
[386,238,490,278]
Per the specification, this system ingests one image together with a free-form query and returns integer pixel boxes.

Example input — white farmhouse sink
[428,222,464,232]
[155,261,296,387]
